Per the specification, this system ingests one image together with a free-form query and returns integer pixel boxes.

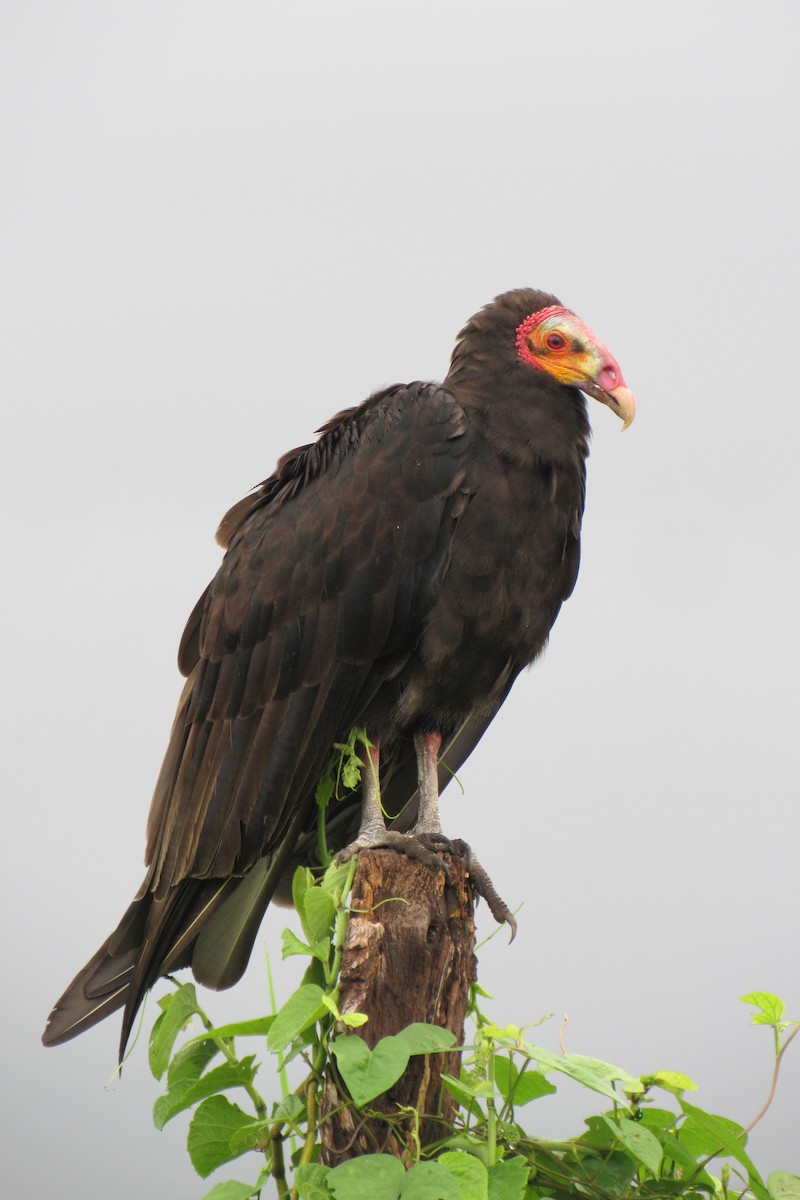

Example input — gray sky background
[3,2,799,1194]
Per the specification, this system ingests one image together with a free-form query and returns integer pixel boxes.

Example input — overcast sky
[3,2,799,1195]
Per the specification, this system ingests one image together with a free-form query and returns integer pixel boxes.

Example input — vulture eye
[545,331,567,351]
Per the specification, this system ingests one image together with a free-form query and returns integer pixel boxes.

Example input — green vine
[143,737,800,1199]
[149,969,800,1200]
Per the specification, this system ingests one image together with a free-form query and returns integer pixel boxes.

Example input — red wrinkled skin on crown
[515,306,574,369]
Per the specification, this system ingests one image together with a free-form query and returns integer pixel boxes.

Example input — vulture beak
[580,379,636,431]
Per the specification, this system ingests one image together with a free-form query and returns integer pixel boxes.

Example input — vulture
[43,288,635,1058]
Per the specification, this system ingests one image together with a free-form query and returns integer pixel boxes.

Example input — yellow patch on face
[523,315,602,387]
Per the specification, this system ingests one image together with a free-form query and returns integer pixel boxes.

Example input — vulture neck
[444,350,591,468]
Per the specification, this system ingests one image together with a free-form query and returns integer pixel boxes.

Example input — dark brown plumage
[43,288,634,1057]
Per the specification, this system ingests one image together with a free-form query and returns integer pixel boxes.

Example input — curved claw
[462,852,518,941]
[414,836,517,939]
[338,832,516,940]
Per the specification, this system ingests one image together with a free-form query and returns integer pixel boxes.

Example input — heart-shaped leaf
[437,1151,488,1200]
[400,1160,462,1198]
[395,1023,457,1055]
[329,1154,404,1199]
[331,1034,410,1105]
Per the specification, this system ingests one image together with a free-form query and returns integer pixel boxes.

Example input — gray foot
[337,829,450,876]
[338,831,516,939]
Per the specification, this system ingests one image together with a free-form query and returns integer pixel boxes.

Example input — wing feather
[45,383,475,1053]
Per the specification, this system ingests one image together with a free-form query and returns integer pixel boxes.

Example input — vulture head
[448,287,636,430]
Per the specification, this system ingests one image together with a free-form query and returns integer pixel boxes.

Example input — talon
[417,831,452,849]
[463,851,517,940]
[448,838,471,861]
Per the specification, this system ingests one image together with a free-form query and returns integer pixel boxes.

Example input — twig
[743,1023,800,1135]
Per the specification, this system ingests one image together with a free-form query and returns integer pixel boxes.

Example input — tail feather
[42,698,510,1055]
[42,936,137,1047]
[42,888,195,1058]
[42,871,272,1060]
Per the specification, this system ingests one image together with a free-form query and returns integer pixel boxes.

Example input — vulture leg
[414,730,517,938]
[339,732,517,938]
[413,731,444,835]
[338,740,450,872]
[353,741,390,845]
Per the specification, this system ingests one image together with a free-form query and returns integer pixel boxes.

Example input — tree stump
[320,848,477,1164]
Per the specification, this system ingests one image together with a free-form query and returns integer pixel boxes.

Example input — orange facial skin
[516,305,635,429]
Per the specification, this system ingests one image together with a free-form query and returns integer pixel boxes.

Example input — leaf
[584,1151,638,1194]
[603,1115,663,1176]
[328,1154,405,1200]
[292,866,314,916]
[439,1135,490,1163]
[271,1093,306,1123]
[636,1107,679,1134]
[338,738,364,790]
[282,928,312,958]
[741,992,786,1026]
[149,983,202,1079]
[165,1038,220,1094]
[304,887,336,944]
[646,1070,698,1095]
[513,1070,557,1104]
[680,1101,765,1191]
[494,1059,555,1106]
[520,1041,635,1105]
[154,1057,257,1129]
[330,1034,410,1105]
[769,1173,800,1200]
[495,1119,524,1145]
[582,1115,618,1148]
[185,1017,274,1043]
[440,1073,484,1117]
[488,1156,530,1200]
[199,1181,263,1200]
[441,1071,495,1101]
[437,1151,489,1200]
[187,1095,255,1178]
[395,1023,457,1055]
[341,1011,368,1028]
[493,1057,517,1101]
[321,993,341,1020]
[301,955,327,990]
[267,984,327,1053]
[321,860,354,901]
[400,1161,462,1199]
[564,1053,640,1094]
[316,773,335,810]
[662,1134,717,1191]
[295,1163,334,1200]
[311,938,333,963]
[199,1180,261,1200]
[228,1119,271,1155]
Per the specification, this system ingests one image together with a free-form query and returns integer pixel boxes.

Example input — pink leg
[413,731,443,834]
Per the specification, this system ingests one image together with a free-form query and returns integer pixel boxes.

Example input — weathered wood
[320,848,477,1164]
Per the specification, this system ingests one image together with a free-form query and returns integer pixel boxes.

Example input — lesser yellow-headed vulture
[43,288,635,1056]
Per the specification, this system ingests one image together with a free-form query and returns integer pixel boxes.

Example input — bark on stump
[320,848,477,1164]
